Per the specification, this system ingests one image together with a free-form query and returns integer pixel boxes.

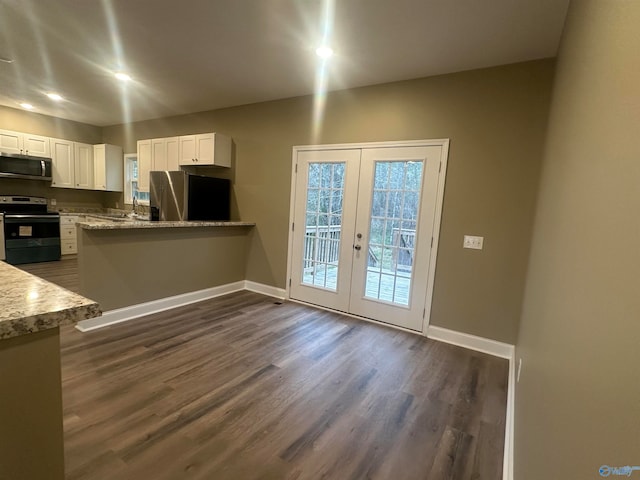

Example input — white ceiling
[0,0,570,127]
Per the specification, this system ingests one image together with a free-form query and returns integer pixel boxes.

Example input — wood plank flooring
[16,255,80,293]
[59,292,508,479]
[15,256,508,478]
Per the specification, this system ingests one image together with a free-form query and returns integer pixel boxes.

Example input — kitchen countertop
[77,218,255,230]
[0,261,101,340]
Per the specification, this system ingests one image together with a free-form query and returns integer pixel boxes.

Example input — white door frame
[286,138,450,335]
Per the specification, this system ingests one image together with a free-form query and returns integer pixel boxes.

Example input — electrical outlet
[115,201,119,209]
[50,198,56,206]
[517,358,523,383]
[463,235,484,250]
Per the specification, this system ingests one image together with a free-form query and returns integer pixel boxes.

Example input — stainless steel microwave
[0,152,53,181]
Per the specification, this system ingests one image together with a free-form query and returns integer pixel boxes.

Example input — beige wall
[103,60,554,343]
[0,105,102,143]
[78,226,252,311]
[515,1,640,478]
[0,105,119,208]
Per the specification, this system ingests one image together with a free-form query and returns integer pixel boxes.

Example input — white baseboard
[504,350,515,480]
[426,325,515,480]
[243,280,286,299]
[427,325,515,359]
[76,281,245,332]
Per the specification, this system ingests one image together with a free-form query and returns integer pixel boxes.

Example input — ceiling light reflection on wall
[315,46,334,59]
[46,93,63,101]
[19,103,34,110]
[114,72,131,81]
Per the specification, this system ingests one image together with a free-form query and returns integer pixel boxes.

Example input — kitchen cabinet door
[93,144,123,191]
[23,133,50,157]
[166,136,179,170]
[152,137,180,171]
[178,135,197,166]
[178,133,231,167]
[0,129,23,154]
[137,139,152,192]
[0,130,50,157]
[74,142,94,189]
[152,138,167,171]
[51,138,75,188]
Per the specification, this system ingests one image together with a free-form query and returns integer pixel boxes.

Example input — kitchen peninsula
[0,262,101,480]
[76,218,255,329]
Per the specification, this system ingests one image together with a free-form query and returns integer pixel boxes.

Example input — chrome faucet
[132,196,138,215]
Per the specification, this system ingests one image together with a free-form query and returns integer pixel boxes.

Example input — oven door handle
[4,214,60,221]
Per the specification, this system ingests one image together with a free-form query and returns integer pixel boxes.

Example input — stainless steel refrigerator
[149,171,230,221]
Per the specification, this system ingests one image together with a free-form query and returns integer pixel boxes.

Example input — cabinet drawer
[61,239,77,255]
[60,227,76,239]
[60,215,79,225]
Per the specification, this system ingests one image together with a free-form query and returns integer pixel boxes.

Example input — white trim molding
[427,325,514,359]
[504,351,515,480]
[76,280,286,332]
[76,281,245,332]
[244,281,286,299]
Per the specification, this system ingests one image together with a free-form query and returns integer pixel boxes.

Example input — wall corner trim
[426,325,515,480]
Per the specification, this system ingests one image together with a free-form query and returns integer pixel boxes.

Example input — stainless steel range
[0,196,61,265]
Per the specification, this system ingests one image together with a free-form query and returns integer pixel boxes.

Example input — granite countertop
[0,262,101,340]
[77,219,255,230]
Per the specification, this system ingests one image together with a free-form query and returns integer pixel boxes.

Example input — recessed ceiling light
[46,93,64,101]
[19,103,34,110]
[114,72,131,82]
[315,46,334,59]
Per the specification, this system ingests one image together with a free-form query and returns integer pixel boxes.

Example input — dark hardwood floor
[16,255,80,293]
[16,257,508,479]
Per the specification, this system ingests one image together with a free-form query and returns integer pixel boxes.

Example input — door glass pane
[365,160,424,305]
[302,162,345,291]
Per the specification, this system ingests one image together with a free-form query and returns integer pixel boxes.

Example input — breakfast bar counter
[76,219,255,319]
[0,261,101,480]
[0,261,101,339]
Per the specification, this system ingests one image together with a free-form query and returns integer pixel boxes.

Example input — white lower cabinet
[60,216,82,255]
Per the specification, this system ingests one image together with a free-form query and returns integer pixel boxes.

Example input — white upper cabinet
[74,142,94,189]
[178,133,231,167]
[93,144,124,191]
[151,136,179,172]
[137,139,152,192]
[0,130,22,154]
[0,129,50,157]
[1,128,126,191]
[165,137,179,170]
[23,133,50,157]
[50,138,75,188]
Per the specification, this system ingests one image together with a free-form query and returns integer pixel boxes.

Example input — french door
[288,141,447,332]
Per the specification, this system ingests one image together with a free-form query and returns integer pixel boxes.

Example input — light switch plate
[463,235,484,250]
